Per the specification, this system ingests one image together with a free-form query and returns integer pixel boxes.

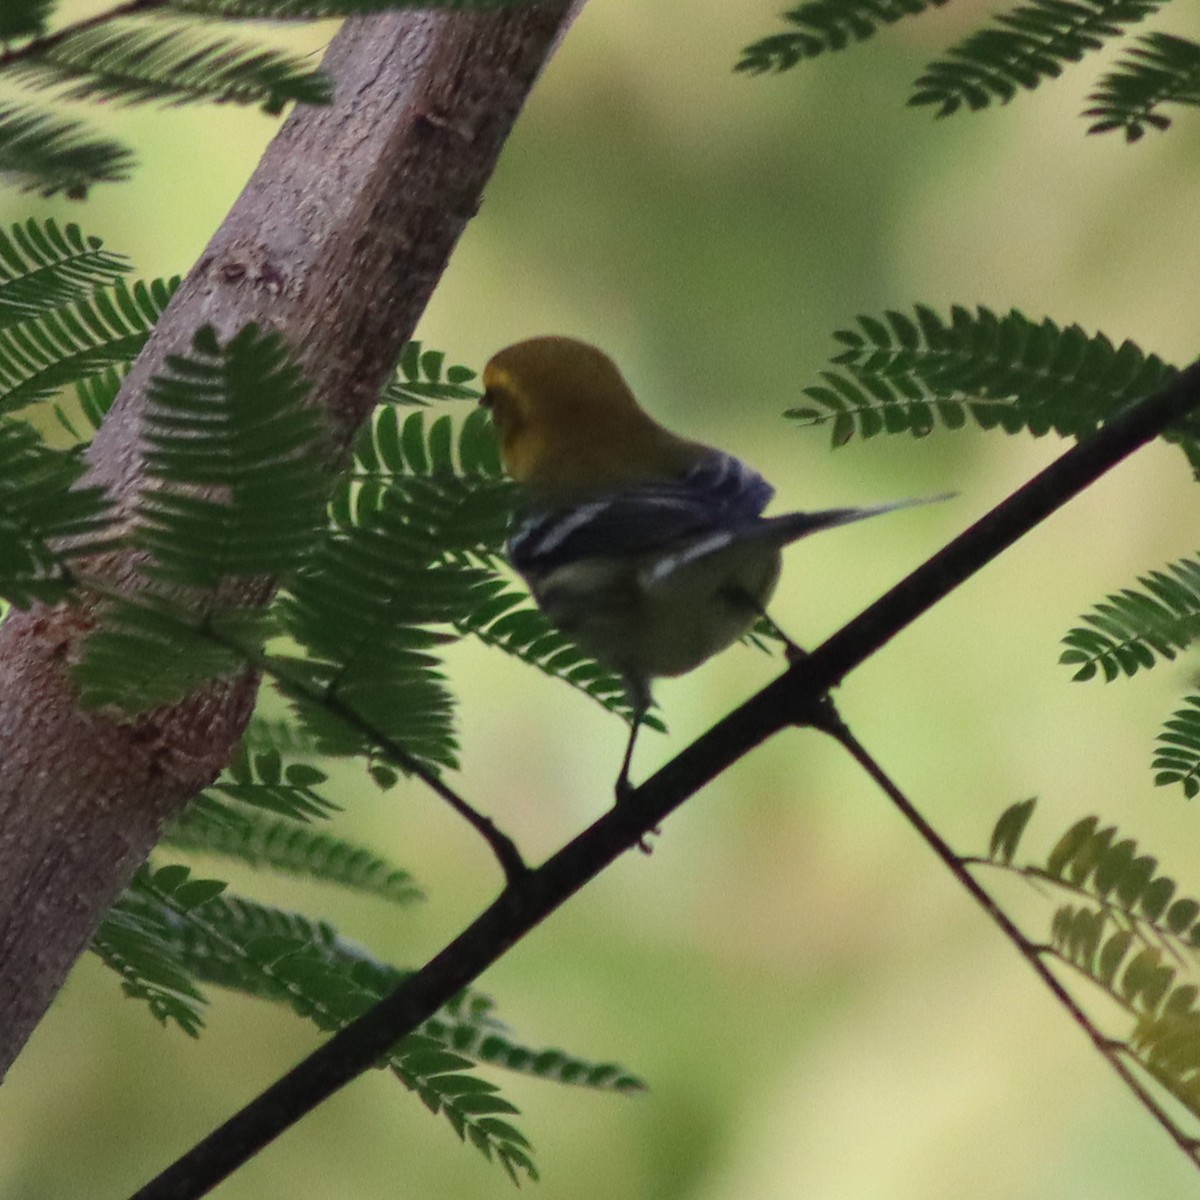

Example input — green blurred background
[4,1,1200,1197]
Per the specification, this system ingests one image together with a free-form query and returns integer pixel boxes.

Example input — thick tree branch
[0,3,575,1077]
[131,360,1200,1198]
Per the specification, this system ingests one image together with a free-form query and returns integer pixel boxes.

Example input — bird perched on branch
[481,336,941,799]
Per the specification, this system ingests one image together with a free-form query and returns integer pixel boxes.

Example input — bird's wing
[508,452,773,572]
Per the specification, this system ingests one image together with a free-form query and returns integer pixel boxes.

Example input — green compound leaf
[6,17,331,114]
[988,796,1037,865]
[0,0,53,40]
[457,578,662,730]
[386,340,482,406]
[1153,696,1200,800]
[205,742,342,822]
[0,218,129,328]
[74,596,275,711]
[982,802,1200,1125]
[789,305,1178,449]
[0,419,114,607]
[0,276,177,414]
[1085,32,1200,141]
[137,322,330,586]
[736,0,950,74]
[54,365,126,442]
[100,868,567,1182]
[0,102,134,198]
[908,0,1165,117]
[1060,556,1200,683]
[165,801,423,905]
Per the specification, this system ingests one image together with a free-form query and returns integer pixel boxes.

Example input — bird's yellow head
[481,336,703,497]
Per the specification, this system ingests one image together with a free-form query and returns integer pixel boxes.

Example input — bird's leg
[615,702,643,805]
[614,672,655,804]
[616,708,661,853]
[614,681,662,851]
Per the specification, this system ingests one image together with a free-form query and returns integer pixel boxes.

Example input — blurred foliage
[740,0,1200,142]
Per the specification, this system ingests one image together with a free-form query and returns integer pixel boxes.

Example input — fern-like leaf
[383,340,482,406]
[74,596,275,710]
[348,404,664,726]
[1135,999,1200,1117]
[988,796,1038,865]
[414,989,645,1093]
[206,742,342,821]
[788,305,1179,448]
[909,0,1164,117]
[1059,555,1200,682]
[54,365,125,441]
[1036,812,1199,936]
[1050,904,1179,1017]
[166,801,423,903]
[0,218,128,327]
[113,866,540,1180]
[283,406,517,771]
[137,322,330,585]
[239,715,322,757]
[736,0,949,74]
[1031,812,1200,1127]
[74,324,330,709]
[278,580,469,774]
[0,419,113,606]
[6,17,331,114]
[458,577,661,729]
[1153,696,1200,800]
[344,405,510,555]
[0,276,177,414]
[91,866,220,1036]
[350,404,504,486]
[1085,32,1200,140]
[0,102,133,197]
[0,0,52,40]
[981,806,1200,1107]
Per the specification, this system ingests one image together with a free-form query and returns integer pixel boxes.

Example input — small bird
[481,336,940,799]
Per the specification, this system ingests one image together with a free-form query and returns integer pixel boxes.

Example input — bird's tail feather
[761,491,955,544]
[644,492,953,586]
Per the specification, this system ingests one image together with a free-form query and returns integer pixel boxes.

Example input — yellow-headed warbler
[481,336,943,797]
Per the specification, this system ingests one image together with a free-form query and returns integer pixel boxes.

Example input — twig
[106,592,530,883]
[282,680,527,882]
[806,698,1200,1168]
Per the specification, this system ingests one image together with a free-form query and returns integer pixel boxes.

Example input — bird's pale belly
[530,544,783,681]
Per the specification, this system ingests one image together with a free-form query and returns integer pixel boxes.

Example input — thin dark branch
[204,631,529,878]
[130,358,1200,1200]
[70,569,529,881]
[312,686,528,879]
[811,700,1200,1169]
